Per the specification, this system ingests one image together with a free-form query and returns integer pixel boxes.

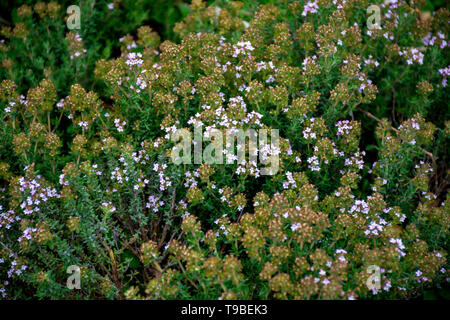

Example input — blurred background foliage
[0,0,447,94]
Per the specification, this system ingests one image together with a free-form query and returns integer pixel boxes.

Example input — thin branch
[95,230,124,299]
[0,240,15,255]
[157,185,177,250]
[357,108,437,170]
[391,87,397,125]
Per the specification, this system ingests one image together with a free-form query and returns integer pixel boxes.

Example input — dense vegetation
[0,0,449,299]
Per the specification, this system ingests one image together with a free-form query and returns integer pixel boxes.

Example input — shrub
[0,0,449,299]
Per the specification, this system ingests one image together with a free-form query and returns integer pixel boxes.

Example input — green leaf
[177,3,191,18]
[121,250,140,269]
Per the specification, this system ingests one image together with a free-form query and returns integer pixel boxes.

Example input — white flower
[302,1,319,16]
[125,52,143,67]
[78,121,89,130]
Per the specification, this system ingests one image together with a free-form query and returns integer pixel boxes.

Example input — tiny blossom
[146,195,164,212]
[390,238,406,257]
[126,41,137,50]
[125,52,143,67]
[437,66,449,87]
[283,171,297,189]
[114,118,126,132]
[56,99,64,108]
[422,33,437,46]
[102,201,116,213]
[364,55,379,68]
[398,48,424,65]
[383,280,392,291]
[307,155,320,171]
[302,1,319,16]
[349,199,369,215]
[59,174,69,186]
[78,121,89,130]
[336,120,353,136]
[302,55,318,72]
[18,227,37,242]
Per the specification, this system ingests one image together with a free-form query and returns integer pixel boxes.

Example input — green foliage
[0,0,449,300]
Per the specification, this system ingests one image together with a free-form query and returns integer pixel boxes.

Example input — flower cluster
[0,0,448,300]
